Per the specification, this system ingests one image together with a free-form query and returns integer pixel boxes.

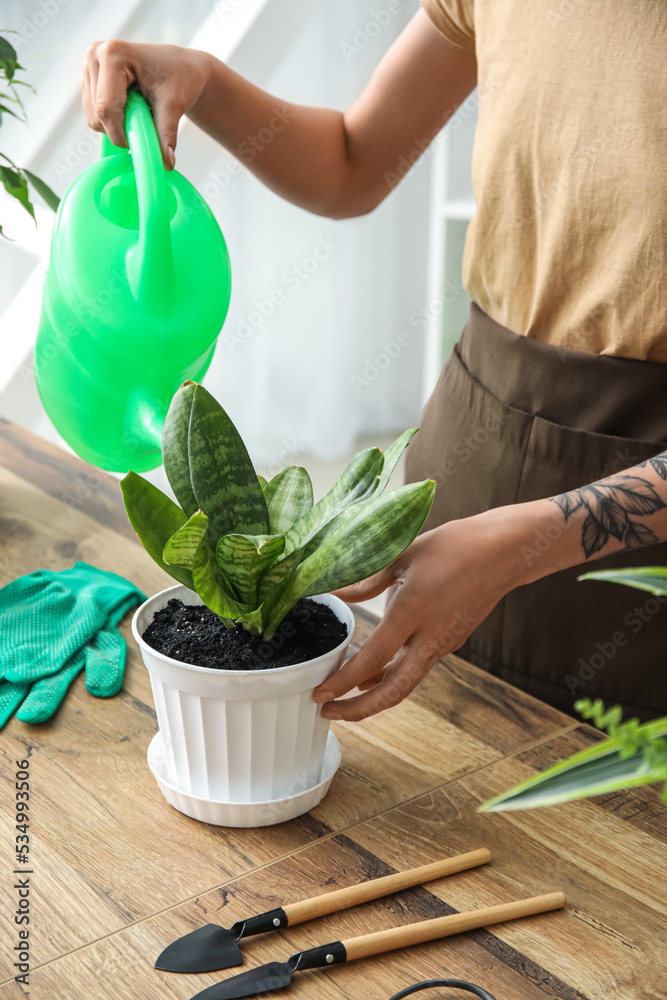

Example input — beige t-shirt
[422,0,667,361]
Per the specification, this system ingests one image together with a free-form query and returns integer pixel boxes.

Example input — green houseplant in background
[125,381,436,826]
[0,31,59,236]
[481,567,667,813]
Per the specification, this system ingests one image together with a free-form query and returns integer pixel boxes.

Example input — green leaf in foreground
[579,565,667,596]
[216,533,284,606]
[188,383,269,539]
[480,709,667,813]
[120,472,193,589]
[191,541,249,625]
[281,447,384,560]
[265,479,436,635]
[162,381,199,517]
[376,427,419,494]
[163,510,208,569]
[263,466,313,535]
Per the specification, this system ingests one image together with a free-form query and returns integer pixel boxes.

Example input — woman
[82,1,667,722]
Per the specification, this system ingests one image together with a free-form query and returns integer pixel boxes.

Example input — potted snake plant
[123,381,435,823]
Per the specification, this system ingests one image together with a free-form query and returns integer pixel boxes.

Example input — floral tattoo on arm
[548,453,667,559]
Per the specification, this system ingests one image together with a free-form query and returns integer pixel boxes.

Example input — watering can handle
[100,132,117,158]
[102,90,173,309]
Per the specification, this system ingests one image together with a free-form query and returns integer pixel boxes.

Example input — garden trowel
[188,892,566,999]
[155,849,490,973]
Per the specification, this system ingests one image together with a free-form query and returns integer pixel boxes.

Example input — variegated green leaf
[257,474,268,490]
[189,384,269,539]
[162,381,198,516]
[256,549,303,623]
[163,510,208,569]
[299,432,416,559]
[281,448,384,559]
[376,427,419,494]
[265,479,436,635]
[120,472,193,589]
[579,566,667,596]
[216,533,284,606]
[263,466,313,534]
[480,716,667,812]
[192,541,249,625]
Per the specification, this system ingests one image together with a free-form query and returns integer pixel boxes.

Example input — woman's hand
[82,41,214,168]
[313,506,535,722]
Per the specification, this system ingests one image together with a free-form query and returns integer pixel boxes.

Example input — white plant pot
[132,584,354,810]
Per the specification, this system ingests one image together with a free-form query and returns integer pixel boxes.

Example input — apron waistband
[459,303,667,443]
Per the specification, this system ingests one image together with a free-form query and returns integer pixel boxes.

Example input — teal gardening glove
[0,562,146,727]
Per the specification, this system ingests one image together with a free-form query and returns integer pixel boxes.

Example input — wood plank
[0,418,136,541]
[9,725,665,999]
[0,465,576,980]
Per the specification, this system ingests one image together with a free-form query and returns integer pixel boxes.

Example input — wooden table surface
[0,419,665,1000]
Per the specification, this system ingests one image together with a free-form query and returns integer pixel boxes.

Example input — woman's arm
[312,452,667,721]
[82,10,477,217]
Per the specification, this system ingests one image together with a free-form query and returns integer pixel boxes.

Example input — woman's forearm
[83,13,477,219]
[493,452,667,591]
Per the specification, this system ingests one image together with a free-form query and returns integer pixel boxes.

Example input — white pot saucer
[147,730,341,828]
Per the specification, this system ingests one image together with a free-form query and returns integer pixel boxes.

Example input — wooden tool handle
[342,891,566,962]
[283,849,491,926]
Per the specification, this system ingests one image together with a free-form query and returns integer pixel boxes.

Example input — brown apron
[404,303,667,721]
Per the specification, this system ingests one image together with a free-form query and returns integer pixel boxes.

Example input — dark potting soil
[142,597,348,671]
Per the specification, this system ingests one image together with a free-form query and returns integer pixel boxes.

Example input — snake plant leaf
[579,566,667,596]
[257,475,268,490]
[189,384,269,539]
[265,479,436,635]
[479,716,667,813]
[281,447,385,559]
[216,533,285,606]
[256,549,303,624]
[163,510,209,569]
[192,541,249,625]
[299,433,419,560]
[376,427,419,495]
[120,472,193,589]
[263,466,314,535]
[162,381,199,517]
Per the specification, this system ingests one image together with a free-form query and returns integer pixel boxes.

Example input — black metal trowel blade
[189,960,294,1000]
[155,924,243,973]
[188,941,348,1000]
[155,909,288,973]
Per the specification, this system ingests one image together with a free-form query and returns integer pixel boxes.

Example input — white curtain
[202,0,430,465]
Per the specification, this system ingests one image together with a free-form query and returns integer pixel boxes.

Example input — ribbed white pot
[132,584,354,804]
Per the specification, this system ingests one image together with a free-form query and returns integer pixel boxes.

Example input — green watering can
[35,90,231,472]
